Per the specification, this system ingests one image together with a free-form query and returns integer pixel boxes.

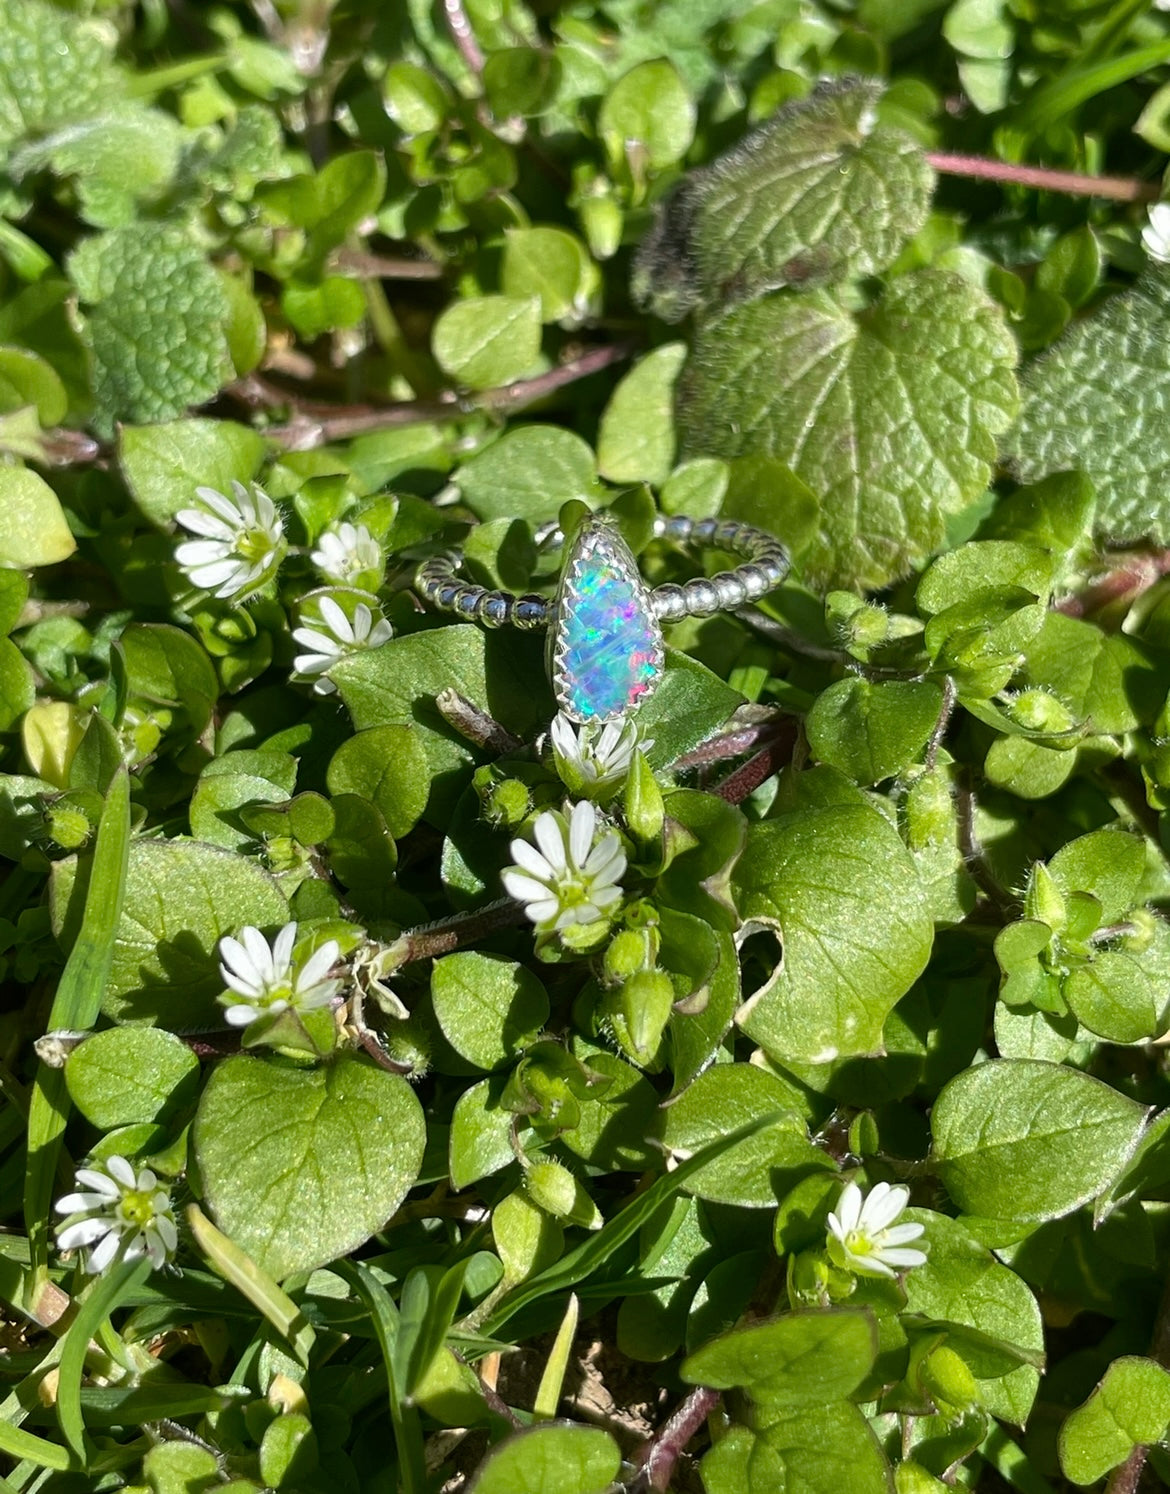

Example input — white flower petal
[878,1246,928,1269]
[509,841,554,880]
[568,799,596,867]
[533,812,569,872]
[223,1002,259,1027]
[87,1228,123,1274]
[105,1155,136,1189]
[502,870,555,904]
[833,1182,863,1236]
[57,1218,114,1249]
[297,939,341,989]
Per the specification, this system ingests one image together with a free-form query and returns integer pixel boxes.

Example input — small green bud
[919,1344,980,1411]
[379,1020,432,1078]
[482,777,533,829]
[623,750,664,846]
[1024,861,1066,931]
[44,803,92,851]
[579,195,623,260]
[525,1159,578,1219]
[601,926,659,986]
[602,968,674,1068]
[1008,687,1076,733]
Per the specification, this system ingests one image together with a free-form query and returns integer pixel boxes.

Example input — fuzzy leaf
[1009,267,1170,544]
[679,269,1019,589]
[634,78,934,320]
[0,0,118,150]
[68,224,232,433]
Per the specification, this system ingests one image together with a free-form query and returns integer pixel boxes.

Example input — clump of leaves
[7,3,1170,1493]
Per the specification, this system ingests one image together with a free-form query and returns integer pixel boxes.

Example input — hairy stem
[442,0,484,79]
[1104,1266,1170,1494]
[632,1386,722,1493]
[926,151,1158,202]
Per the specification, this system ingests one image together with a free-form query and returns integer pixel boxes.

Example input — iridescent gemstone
[549,513,665,723]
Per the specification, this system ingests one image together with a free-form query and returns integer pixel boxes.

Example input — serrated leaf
[733,786,934,1061]
[68,224,232,433]
[1009,267,1170,544]
[193,1052,425,1280]
[931,1059,1149,1225]
[0,0,119,151]
[634,78,933,320]
[679,269,1019,589]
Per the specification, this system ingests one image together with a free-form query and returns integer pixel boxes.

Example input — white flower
[1142,202,1170,264]
[549,712,652,797]
[502,799,627,933]
[310,522,382,586]
[217,922,342,1028]
[175,481,285,599]
[292,595,393,694]
[826,1181,928,1279]
[55,1155,178,1274]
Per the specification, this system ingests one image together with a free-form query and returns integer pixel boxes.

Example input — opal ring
[415,512,789,724]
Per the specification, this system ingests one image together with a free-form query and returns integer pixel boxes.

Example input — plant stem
[1055,548,1170,617]
[393,899,528,964]
[926,151,1158,202]
[443,0,484,80]
[1104,1265,1170,1493]
[333,247,444,280]
[259,340,637,449]
[632,1385,721,1493]
[712,720,800,804]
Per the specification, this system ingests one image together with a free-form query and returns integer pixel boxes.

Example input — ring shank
[415,514,789,629]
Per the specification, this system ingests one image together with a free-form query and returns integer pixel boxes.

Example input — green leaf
[502,227,591,324]
[120,623,218,741]
[326,725,431,839]
[806,678,943,786]
[431,952,549,1071]
[0,466,76,567]
[634,78,933,320]
[699,1404,889,1494]
[192,1051,425,1279]
[679,269,1019,589]
[598,59,695,175]
[467,1424,621,1494]
[65,1026,199,1129]
[596,344,687,486]
[282,275,367,340]
[454,426,600,524]
[1048,828,1146,923]
[432,295,542,390]
[638,651,744,770]
[333,625,551,820]
[189,749,296,851]
[1008,268,1170,545]
[1021,613,1161,735]
[900,1209,1043,1425]
[0,0,119,151]
[449,1075,515,1190]
[682,1309,878,1409]
[931,1059,1150,1225]
[658,1064,833,1206]
[260,1413,318,1489]
[734,785,934,1061]
[1059,1357,1170,1486]
[0,346,67,424]
[119,419,267,527]
[1064,954,1159,1044]
[49,838,289,1027]
[68,224,232,433]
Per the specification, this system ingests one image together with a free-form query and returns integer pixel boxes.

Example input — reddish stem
[632,1386,722,1493]
[926,151,1158,203]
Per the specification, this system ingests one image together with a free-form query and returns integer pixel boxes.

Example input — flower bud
[601,926,659,986]
[1024,860,1065,931]
[525,1158,577,1218]
[602,968,674,1068]
[919,1344,980,1412]
[481,777,533,829]
[1008,687,1076,733]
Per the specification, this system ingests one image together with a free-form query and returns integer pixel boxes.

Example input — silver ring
[414,513,789,630]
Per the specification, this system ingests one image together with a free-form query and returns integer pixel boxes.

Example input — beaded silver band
[415,514,789,629]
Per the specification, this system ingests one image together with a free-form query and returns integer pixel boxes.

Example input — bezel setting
[547,514,666,724]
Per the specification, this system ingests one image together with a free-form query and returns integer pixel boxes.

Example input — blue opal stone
[551,516,664,723]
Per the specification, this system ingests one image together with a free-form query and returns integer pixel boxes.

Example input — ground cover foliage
[8,0,1170,1491]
